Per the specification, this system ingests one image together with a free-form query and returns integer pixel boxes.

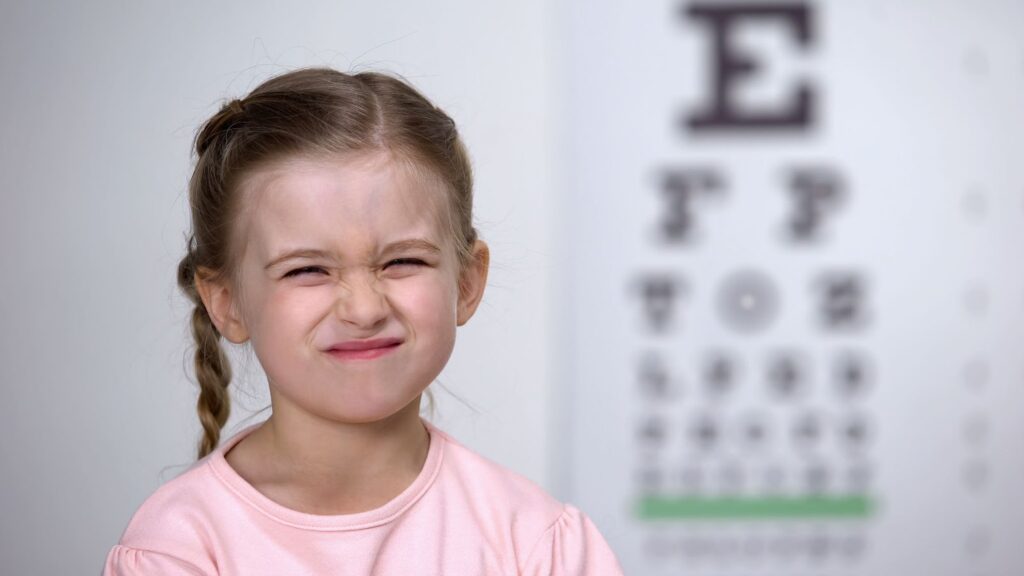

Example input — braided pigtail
[191,301,233,459]
[176,246,233,459]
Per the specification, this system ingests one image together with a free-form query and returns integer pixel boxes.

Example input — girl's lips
[324,339,403,361]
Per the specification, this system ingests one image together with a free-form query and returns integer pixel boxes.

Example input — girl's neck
[225,397,430,515]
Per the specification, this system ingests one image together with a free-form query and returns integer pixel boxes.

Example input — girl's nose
[335,276,390,329]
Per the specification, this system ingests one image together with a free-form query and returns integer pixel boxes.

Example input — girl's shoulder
[430,423,562,510]
[124,457,221,524]
[105,456,223,574]
[426,423,568,535]
[429,423,625,574]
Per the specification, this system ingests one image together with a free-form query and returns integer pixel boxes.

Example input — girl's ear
[456,240,490,326]
[194,268,250,344]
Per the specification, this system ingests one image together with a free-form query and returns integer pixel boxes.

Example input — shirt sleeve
[103,545,209,576]
[519,504,625,576]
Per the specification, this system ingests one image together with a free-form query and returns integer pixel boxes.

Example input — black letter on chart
[785,166,845,243]
[815,272,869,331]
[659,167,724,245]
[632,273,687,333]
[683,2,816,131]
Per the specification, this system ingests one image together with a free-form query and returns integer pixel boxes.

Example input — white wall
[0,2,558,573]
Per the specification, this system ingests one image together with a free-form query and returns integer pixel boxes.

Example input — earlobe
[194,269,250,344]
[456,240,490,326]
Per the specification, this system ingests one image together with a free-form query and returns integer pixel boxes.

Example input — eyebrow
[264,239,443,270]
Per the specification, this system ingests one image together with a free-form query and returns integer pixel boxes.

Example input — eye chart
[558,1,1024,574]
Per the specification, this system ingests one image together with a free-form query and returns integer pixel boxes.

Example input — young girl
[103,67,623,575]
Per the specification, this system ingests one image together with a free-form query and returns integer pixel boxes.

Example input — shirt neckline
[206,416,446,531]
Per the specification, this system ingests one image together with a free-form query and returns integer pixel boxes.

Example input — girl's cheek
[266,285,336,323]
[390,276,455,310]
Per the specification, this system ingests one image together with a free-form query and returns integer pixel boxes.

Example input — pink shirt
[103,418,624,575]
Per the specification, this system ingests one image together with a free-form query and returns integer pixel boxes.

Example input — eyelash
[283,259,427,278]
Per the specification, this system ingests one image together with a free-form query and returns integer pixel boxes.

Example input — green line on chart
[636,495,875,520]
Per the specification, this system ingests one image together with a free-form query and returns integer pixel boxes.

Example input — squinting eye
[386,258,426,268]
[284,266,327,278]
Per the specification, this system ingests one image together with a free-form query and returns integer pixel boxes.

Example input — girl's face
[199,150,488,425]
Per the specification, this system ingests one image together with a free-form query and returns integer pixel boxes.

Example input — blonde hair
[176,68,478,459]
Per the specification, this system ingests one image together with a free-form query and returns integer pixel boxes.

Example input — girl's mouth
[325,338,403,361]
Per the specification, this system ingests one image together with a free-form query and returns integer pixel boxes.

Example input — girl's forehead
[235,151,451,256]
